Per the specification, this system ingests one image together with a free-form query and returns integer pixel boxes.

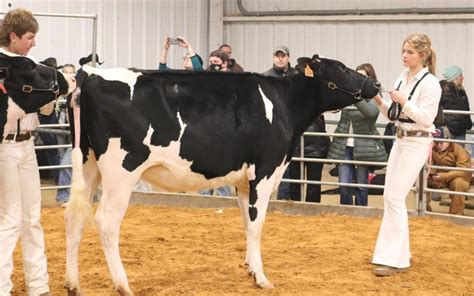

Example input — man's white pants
[0,139,49,295]
[372,136,432,268]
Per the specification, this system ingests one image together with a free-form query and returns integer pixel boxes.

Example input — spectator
[262,45,297,77]
[327,63,387,206]
[199,49,234,197]
[439,65,472,147]
[56,63,75,158]
[261,45,297,200]
[372,33,441,277]
[427,126,471,215]
[159,36,203,71]
[207,49,230,71]
[37,57,63,182]
[218,44,244,72]
[0,8,56,296]
[279,115,330,202]
[55,64,76,206]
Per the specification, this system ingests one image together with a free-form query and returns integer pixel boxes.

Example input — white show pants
[0,139,49,296]
[372,136,432,268]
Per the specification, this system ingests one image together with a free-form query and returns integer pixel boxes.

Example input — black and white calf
[0,53,75,140]
[64,55,380,295]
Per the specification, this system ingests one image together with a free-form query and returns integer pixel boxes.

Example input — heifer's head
[296,55,381,111]
[0,53,76,113]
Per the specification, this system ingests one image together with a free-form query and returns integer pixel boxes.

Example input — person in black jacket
[440,65,472,147]
[278,115,331,203]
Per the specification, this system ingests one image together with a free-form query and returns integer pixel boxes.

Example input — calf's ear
[296,57,312,74]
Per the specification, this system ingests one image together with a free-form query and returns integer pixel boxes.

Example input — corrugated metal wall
[222,0,474,123]
[0,0,473,122]
[0,0,210,70]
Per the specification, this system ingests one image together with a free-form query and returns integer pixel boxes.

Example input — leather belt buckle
[396,129,403,139]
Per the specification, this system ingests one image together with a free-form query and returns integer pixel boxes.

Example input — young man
[427,126,471,215]
[262,45,297,77]
[218,44,244,72]
[0,8,52,296]
[262,46,298,200]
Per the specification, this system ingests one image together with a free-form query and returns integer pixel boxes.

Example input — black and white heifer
[0,53,76,140]
[64,55,380,295]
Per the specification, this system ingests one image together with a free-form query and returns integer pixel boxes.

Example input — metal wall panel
[222,1,474,124]
[0,0,210,70]
[225,0,474,14]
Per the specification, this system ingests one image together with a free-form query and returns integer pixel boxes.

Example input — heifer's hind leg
[95,180,136,296]
[245,179,274,289]
[235,185,251,269]
[65,149,101,295]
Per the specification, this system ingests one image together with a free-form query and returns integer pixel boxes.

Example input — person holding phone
[371,33,441,277]
[159,36,203,71]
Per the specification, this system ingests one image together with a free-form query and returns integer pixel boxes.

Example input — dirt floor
[11,204,474,295]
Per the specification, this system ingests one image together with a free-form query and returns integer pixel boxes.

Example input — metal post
[300,135,305,202]
[417,168,425,216]
[92,15,98,67]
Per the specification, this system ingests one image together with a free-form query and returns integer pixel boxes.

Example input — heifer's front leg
[95,183,135,296]
[246,179,274,289]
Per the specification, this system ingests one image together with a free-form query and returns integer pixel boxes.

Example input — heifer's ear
[312,54,321,62]
[296,57,314,75]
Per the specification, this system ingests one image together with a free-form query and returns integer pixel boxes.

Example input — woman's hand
[374,94,384,106]
[163,36,170,50]
[389,90,408,106]
[177,36,189,48]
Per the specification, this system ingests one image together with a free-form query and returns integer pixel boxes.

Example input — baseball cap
[273,45,289,56]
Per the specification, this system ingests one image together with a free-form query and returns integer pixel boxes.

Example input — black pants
[278,160,324,203]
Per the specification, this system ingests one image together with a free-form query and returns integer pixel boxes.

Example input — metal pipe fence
[35,109,474,219]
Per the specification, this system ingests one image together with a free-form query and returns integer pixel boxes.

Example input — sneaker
[373,265,409,276]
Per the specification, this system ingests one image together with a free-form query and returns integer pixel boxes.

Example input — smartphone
[169,37,180,45]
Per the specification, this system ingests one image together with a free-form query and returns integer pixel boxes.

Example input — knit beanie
[443,65,462,82]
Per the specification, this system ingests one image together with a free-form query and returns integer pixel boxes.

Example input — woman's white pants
[372,136,432,268]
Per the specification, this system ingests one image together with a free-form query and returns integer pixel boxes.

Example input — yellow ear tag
[304,65,314,77]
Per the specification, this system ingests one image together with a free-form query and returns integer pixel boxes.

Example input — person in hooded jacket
[439,65,472,147]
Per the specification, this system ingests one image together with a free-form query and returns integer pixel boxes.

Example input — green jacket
[327,99,387,162]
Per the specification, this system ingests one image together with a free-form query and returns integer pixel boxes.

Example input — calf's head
[297,55,381,111]
[0,53,76,113]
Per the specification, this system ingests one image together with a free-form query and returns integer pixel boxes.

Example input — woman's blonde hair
[403,33,436,75]
[0,8,38,46]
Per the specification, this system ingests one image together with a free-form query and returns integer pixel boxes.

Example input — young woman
[372,33,442,276]
[327,63,387,206]
[0,8,52,296]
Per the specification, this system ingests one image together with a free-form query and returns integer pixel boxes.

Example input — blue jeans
[199,186,233,196]
[338,147,369,206]
[452,134,466,148]
[56,148,72,203]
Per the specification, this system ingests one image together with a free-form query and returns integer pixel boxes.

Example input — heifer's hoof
[253,272,274,289]
[65,286,80,296]
[115,284,134,296]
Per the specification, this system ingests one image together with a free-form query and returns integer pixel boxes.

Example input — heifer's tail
[65,87,94,225]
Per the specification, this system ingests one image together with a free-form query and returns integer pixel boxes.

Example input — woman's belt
[396,128,431,139]
[4,132,32,142]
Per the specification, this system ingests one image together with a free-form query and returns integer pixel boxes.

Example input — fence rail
[35,108,474,220]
